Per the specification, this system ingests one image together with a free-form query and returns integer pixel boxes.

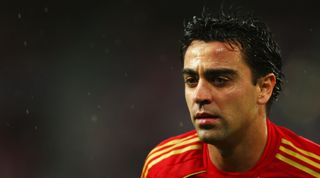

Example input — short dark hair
[180,8,284,111]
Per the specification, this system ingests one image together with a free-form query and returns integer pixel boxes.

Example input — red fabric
[142,119,320,178]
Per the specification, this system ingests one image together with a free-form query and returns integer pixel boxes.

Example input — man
[141,9,320,178]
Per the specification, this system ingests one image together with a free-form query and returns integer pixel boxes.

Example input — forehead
[184,40,245,68]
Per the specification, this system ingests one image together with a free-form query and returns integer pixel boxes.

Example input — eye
[184,76,198,88]
[212,76,230,87]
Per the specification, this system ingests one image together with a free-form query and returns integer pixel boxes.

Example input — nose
[193,79,212,107]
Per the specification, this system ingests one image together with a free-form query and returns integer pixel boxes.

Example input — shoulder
[141,130,204,178]
[272,123,320,177]
[275,124,320,154]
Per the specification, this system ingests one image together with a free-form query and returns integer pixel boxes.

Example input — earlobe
[257,73,276,105]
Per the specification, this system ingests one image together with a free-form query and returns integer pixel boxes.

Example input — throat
[208,145,263,172]
[207,122,268,172]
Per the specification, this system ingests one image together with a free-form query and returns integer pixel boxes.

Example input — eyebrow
[182,68,198,76]
[204,68,237,78]
[182,68,237,77]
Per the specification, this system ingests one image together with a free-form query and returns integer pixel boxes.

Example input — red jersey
[141,119,320,178]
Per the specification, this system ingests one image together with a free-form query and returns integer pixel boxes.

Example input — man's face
[183,40,262,144]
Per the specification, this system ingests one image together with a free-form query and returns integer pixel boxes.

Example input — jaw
[195,126,228,145]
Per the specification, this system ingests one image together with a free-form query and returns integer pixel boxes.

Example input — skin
[183,40,276,172]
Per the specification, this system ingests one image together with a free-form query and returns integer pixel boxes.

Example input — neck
[207,114,268,172]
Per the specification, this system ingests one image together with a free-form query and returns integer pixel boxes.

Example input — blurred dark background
[0,0,319,177]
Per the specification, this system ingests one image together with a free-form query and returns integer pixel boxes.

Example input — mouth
[194,112,221,128]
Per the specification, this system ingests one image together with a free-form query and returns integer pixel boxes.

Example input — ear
[257,73,276,105]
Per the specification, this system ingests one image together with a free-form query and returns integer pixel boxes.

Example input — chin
[196,129,226,144]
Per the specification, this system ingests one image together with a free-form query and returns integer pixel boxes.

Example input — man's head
[181,9,283,111]
[181,9,283,144]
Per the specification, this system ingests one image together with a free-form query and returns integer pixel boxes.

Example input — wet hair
[180,8,284,111]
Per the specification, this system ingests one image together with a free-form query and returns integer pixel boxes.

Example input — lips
[194,112,219,119]
[194,112,220,128]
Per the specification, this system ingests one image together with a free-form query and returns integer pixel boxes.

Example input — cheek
[219,87,253,110]
[222,86,258,115]
[184,89,193,108]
